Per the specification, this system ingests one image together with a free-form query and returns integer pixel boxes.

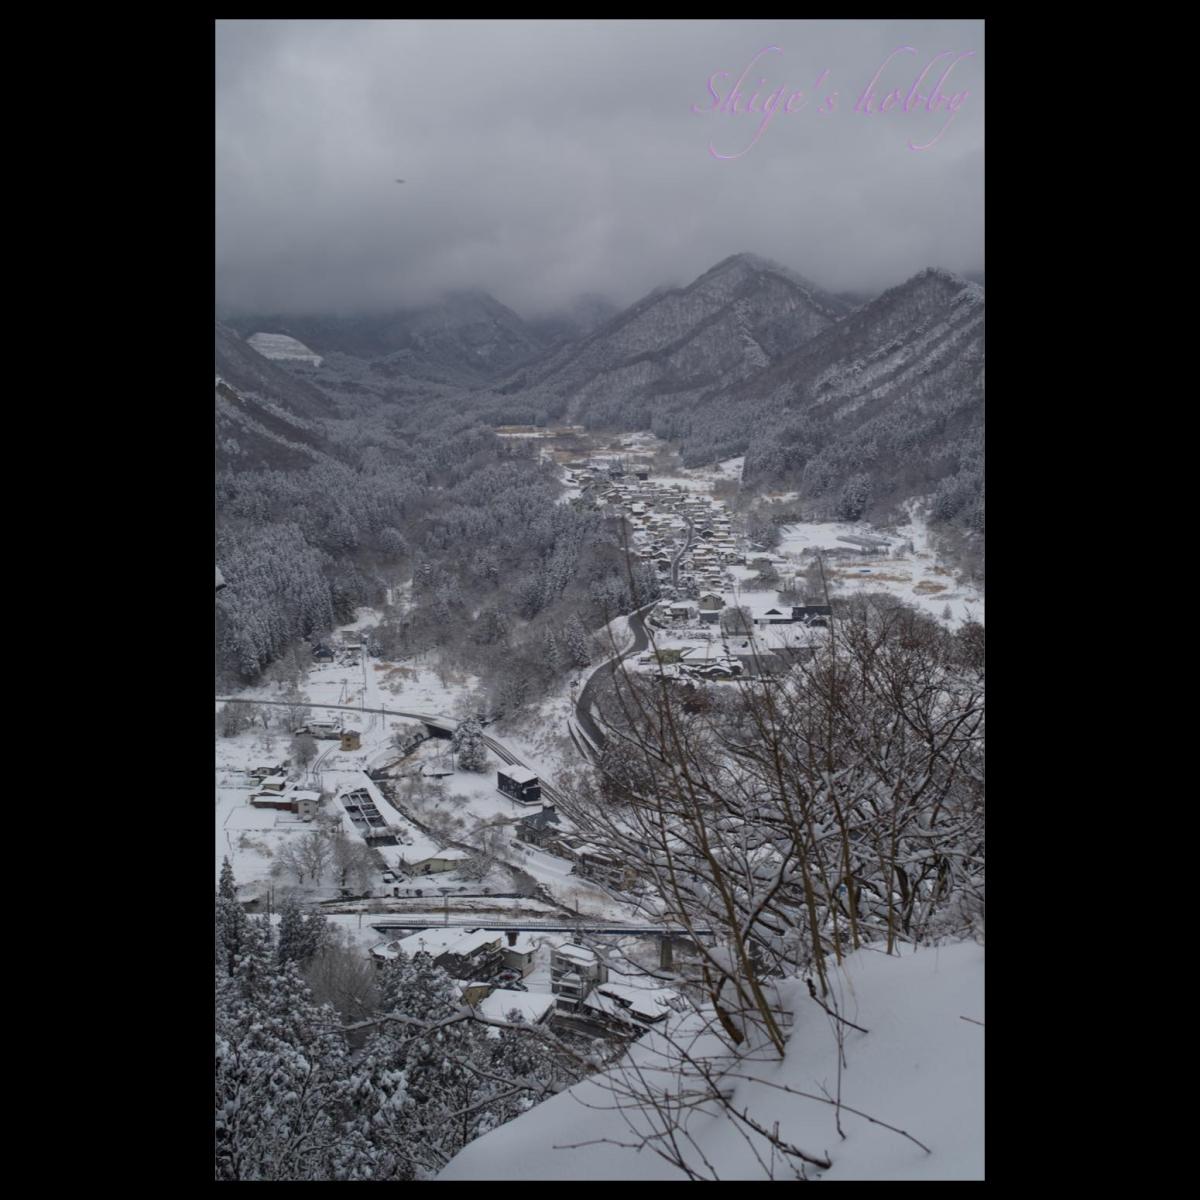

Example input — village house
[744,599,796,626]
[370,928,505,980]
[305,721,342,739]
[478,989,556,1033]
[515,805,561,848]
[312,644,335,663]
[550,943,608,1002]
[500,931,540,977]
[592,982,683,1026]
[403,847,470,875]
[247,763,287,781]
[791,604,833,624]
[575,844,638,891]
[291,790,321,820]
[497,765,541,806]
[460,980,493,1007]
[249,791,295,811]
[340,728,361,751]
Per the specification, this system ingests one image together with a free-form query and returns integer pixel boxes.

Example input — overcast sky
[216,18,983,319]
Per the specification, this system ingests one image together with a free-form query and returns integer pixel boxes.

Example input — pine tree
[454,717,487,773]
[348,952,501,1178]
[216,895,250,977]
[216,923,354,1180]
[276,895,328,966]
[219,857,237,900]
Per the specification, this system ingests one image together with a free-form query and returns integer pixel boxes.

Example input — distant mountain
[524,293,621,349]
[491,253,852,425]
[483,256,983,529]
[738,267,984,525]
[225,291,546,386]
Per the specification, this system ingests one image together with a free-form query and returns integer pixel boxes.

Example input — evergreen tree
[216,924,354,1180]
[345,951,501,1178]
[454,717,488,772]
[216,895,250,977]
[219,856,237,900]
[276,895,328,967]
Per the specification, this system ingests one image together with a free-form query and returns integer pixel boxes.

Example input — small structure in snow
[497,765,541,806]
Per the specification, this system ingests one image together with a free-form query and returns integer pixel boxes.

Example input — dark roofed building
[516,805,561,847]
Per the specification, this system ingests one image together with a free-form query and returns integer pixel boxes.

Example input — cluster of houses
[293,711,362,750]
[246,764,321,819]
[514,806,639,891]
[566,462,742,590]
[367,925,683,1037]
[310,630,369,668]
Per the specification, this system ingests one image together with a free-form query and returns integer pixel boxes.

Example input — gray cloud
[216,18,983,318]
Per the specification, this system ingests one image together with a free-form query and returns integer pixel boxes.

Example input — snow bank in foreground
[440,940,983,1180]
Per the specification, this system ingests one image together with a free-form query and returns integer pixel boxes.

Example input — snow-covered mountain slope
[225,291,547,385]
[215,323,335,421]
[738,267,984,524]
[441,940,984,1181]
[490,253,851,424]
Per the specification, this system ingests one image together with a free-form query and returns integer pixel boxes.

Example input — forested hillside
[216,253,983,694]
[215,330,658,699]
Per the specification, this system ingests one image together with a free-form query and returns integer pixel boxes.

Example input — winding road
[571,519,694,756]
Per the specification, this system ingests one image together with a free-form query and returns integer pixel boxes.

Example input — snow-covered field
[773,510,984,629]
[246,331,323,367]
[441,939,984,1181]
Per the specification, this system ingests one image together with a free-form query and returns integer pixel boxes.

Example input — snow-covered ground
[246,332,324,367]
[773,509,984,629]
[441,939,984,1181]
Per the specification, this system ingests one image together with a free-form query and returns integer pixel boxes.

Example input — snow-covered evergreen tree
[454,717,487,773]
[345,951,501,1178]
[219,856,237,900]
[276,894,328,966]
[216,913,353,1180]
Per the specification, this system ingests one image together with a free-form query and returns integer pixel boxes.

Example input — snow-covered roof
[553,943,597,965]
[478,990,556,1033]
[499,765,538,785]
[582,990,640,1025]
[597,983,682,1022]
[443,928,504,957]
[382,927,501,961]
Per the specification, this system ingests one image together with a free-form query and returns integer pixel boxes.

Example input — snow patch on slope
[247,332,324,367]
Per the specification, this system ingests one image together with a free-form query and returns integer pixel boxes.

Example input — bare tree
[274,841,306,885]
[291,733,318,768]
[302,926,381,1021]
[560,596,984,1053]
[332,831,382,893]
[298,830,333,886]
